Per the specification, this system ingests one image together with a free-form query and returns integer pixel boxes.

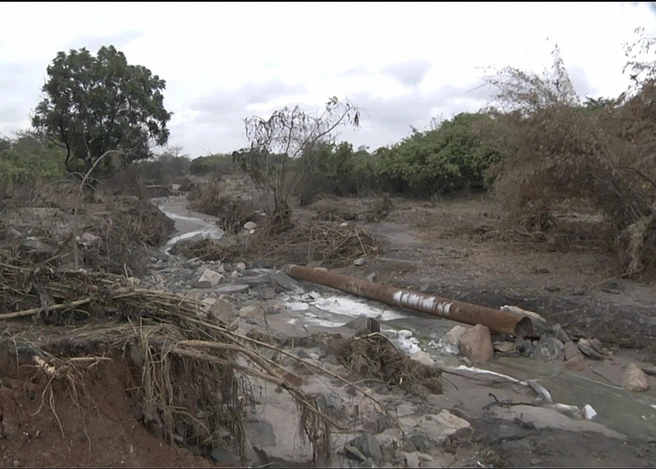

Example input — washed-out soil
[0,355,215,468]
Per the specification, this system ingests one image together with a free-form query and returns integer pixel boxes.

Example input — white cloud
[0,1,655,156]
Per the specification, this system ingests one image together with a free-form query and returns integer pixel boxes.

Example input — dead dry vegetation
[171,215,381,268]
[0,180,175,276]
[480,43,656,277]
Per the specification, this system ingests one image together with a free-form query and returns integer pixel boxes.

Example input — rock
[362,412,393,434]
[193,280,212,289]
[198,269,224,286]
[641,365,656,377]
[404,451,422,468]
[458,325,494,363]
[266,303,285,315]
[286,302,309,312]
[244,408,313,466]
[583,404,598,420]
[210,299,234,322]
[353,257,366,266]
[215,284,250,294]
[445,325,469,351]
[545,285,560,292]
[493,341,516,353]
[273,271,305,294]
[530,458,544,466]
[366,272,377,282]
[577,339,605,360]
[531,336,564,362]
[623,362,650,392]
[563,354,586,371]
[239,305,264,318]
[78,232,101,247]
[346,434,383,463]
[410,351,435,367]
[344,445,367,463]
[230,270,241,279]
[316,392,343,416]
[235,262,247,272]
[210,449,241,467]
[601,281,622,295]
[563,341,583,361]
[552,324,571,343]
[589,338,604,354]
[519,339,535,357]
[406,410,470,449]
[244,221,257,230]
[260,287,277,300]
[1,417,17,439]
[201,297,216,309]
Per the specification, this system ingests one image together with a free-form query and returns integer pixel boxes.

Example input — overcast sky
[1,2,656,158]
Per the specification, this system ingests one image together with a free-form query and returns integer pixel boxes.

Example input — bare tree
[236,97,360,229]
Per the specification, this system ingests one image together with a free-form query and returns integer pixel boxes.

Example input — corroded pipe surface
[284,264,534,338]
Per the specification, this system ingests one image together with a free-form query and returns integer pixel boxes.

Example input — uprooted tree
[31,45,173,182]
[482,37,656,276]
[235,97,360,231]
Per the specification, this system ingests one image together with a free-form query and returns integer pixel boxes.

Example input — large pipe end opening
[515,316,535,338]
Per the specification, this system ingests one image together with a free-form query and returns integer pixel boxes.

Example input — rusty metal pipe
[283,264,534,338]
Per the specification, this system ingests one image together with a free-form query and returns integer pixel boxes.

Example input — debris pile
[170,220,381,268]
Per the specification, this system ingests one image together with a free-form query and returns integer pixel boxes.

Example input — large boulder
[458,325,494,363]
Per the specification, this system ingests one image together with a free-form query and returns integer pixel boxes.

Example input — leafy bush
[296,112,508,201]
[0,132,66,182]
[374,113,508,196]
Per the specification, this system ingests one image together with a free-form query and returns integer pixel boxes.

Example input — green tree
[31,45,173,180]
[375,113,507,196]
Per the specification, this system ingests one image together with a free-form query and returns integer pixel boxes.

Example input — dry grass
[328,333,443,394]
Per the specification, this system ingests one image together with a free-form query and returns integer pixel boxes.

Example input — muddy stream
[156,197,656,442]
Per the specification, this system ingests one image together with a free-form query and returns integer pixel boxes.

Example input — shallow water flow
[154,196,224,250]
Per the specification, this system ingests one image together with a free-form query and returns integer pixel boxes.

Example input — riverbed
[154,195,656,442]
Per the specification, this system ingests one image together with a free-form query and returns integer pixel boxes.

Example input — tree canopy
[32,45,172,179]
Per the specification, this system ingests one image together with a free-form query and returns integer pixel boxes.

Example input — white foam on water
[428,339,460,356]
[160,209,206,224]
[450,365,525,384]
[159,206,225,250]
[386,328,422,354]
[313,296,407,321]
[167,227,224,246]
[302,312,345,328]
